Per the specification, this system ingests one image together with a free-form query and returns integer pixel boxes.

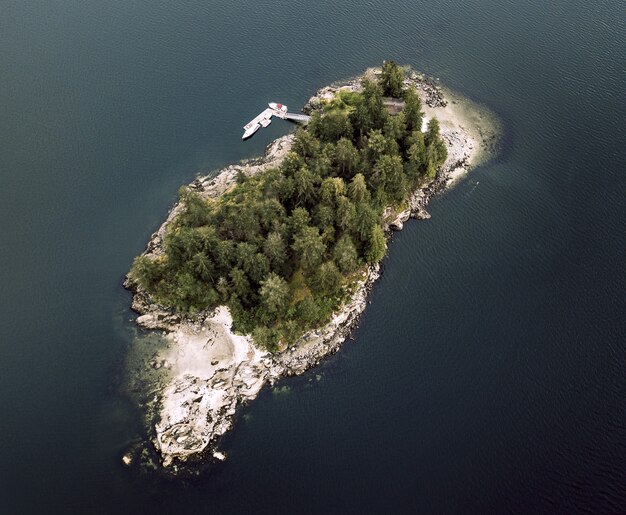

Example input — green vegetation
[129,62,447,350]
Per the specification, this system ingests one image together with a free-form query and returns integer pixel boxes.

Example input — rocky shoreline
[123,71,498,473]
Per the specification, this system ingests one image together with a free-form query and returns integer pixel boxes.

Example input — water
[1,0,624,513]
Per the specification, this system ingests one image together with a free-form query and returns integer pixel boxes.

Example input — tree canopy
[129,62,448,350]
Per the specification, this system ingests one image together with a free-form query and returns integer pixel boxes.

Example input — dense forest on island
[129,61,447,349]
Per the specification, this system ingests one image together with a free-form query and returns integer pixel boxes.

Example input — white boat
[242,122,261,140]
[268,102,288,114]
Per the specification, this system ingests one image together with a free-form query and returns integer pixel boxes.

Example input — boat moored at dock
[242,102,310,139]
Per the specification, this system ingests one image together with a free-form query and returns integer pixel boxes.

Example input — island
[123,62,498,472]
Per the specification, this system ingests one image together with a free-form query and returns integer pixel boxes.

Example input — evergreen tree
[362,79,387,130]
[384,112,406,143]
[293,129,320,160]
[348,173,370,204]
[317,111,353,143]
[289,207,310,238]
[293,166,317,207]
[292,226,326,270]
[191,252,214,282]
[335,138,360,177]
[313,204,335,228]
[319,177,347,205]
[366,129,390,163]
[402,87,423,133]
[252,325,280,350]
[365,225,387,263]
[263,231,287,269]
[380,60,405,98]
[312,261,342,296]
[378,154,407,202]
[406,130,427,178]
[130,255,163,290]
[425,117,441,147]
[333,235,359,273]
[336,196,357,231]
[178,188,212,228]
[354,203,377,242]
[259,273,291,318]
[230,267,251,303]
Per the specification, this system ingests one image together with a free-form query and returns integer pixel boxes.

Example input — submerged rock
[213,451,226,461]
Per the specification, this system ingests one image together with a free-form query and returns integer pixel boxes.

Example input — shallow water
[1,0,625,513]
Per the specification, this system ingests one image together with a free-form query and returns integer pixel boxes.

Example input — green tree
[252,325,280,351]
[247,253,270,284]
[311,110,352,143]
[335,138,360,177]
[350,100,372,141]
[191,252,215,282]
[178,188,212,228]
[130,255,164,290]
[406,130,427,179]
[236,242,257,271]
[289,207,310,238]
[279,319,301,346]
[313,204,335,228]
[375,154,406,202]
[348,173,370,204]
[425,144,441,178]
[312,151,333,178]
[366,129,389,163]
[370,154,395,192]
[354,203,377,242]
[293,166,317,207]
[380,60,405,98]
[292,226,326,270]
[434,138,448,165]
[425,117,441,147]
[319,177,346,205]
[281,151,304,177]
[230,267,251,302]
[333,235,359,273]
[165,227,201,268]
[259,273,291,318]
[365,225,387,263]
[172,271,218,312]
[336,196,357,231]
[295,296,322,326]
[307,111,324,140]
[384,112,406,143]
[293,129,320,160]
[216,276,230,302]
[402,87,423,133]
[214,239,236,269]
[362,79,387,130]
[263,231,287,269]
[312,261,342,296]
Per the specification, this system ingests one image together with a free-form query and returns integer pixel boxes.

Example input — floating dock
[243,103,311,140]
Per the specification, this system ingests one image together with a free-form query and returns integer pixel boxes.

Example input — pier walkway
[283,112,311,123]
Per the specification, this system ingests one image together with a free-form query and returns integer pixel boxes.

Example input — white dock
[243,103,311,140]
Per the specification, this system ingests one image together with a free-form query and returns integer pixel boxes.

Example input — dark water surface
[1,1,625,513]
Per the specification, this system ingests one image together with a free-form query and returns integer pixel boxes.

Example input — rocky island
[123,63,498,472]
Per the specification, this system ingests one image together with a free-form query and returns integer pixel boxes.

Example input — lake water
[1,0,625,513]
